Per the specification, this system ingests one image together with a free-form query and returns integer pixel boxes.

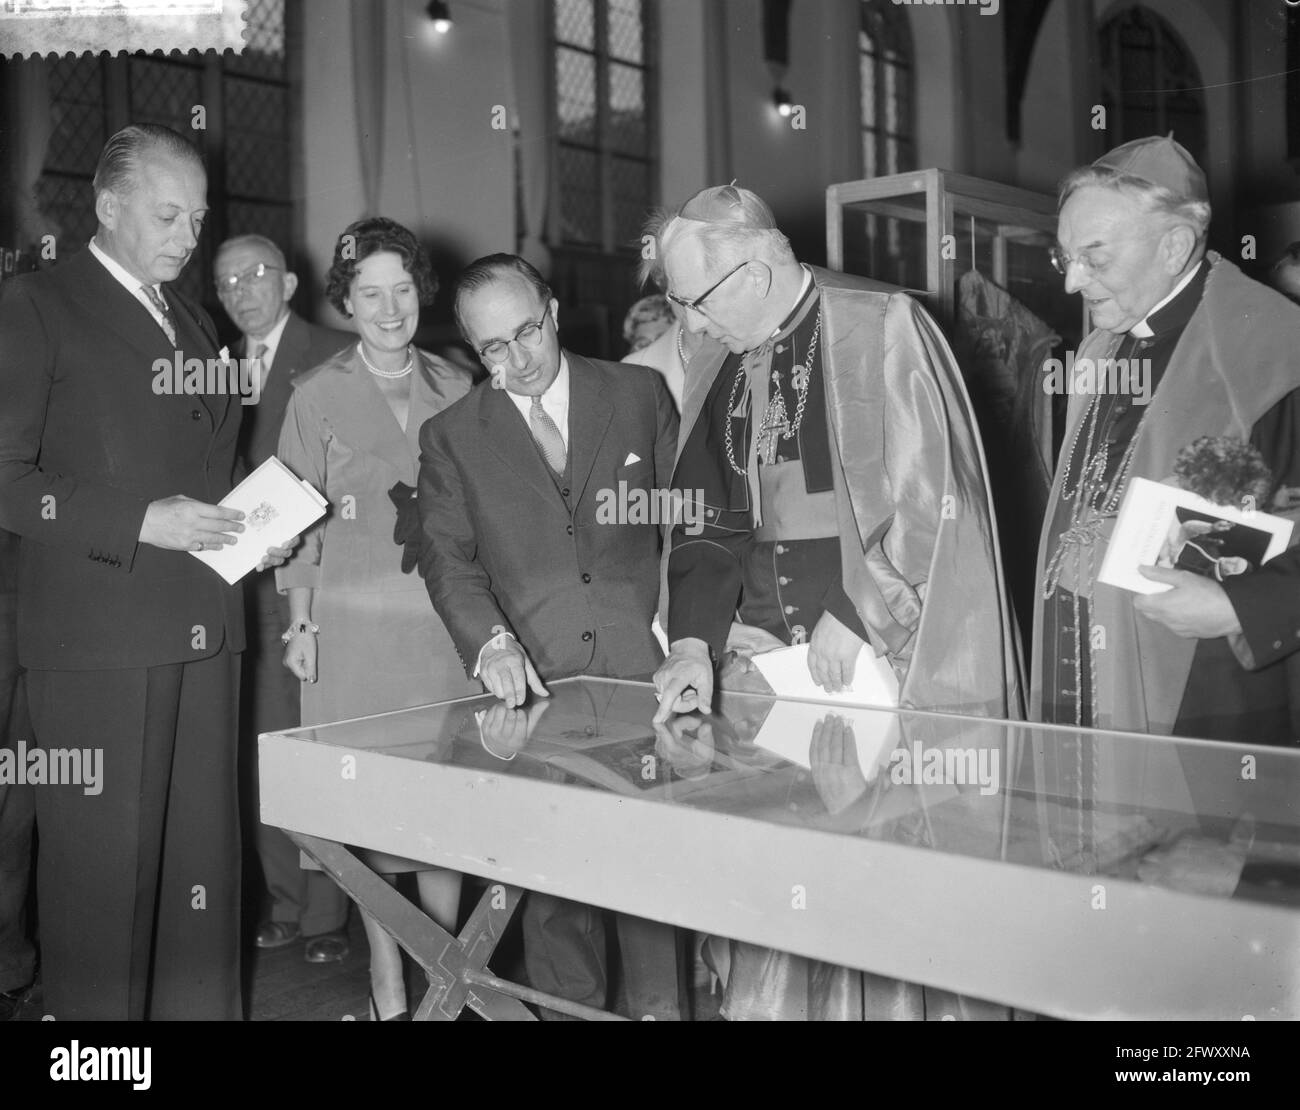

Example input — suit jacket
[417,353,678,682]
[0,248,244,670]
[236,311,352,475]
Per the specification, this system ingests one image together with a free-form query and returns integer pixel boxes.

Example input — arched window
[859,0,914,178]
[1098,6,1206,167]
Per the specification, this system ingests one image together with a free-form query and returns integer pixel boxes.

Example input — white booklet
[191,456,328,585]
[1098,476,1294,595]
[752,642,900,707]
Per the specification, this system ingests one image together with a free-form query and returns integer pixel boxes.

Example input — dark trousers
[0,572,35,995]
[241,582,346,936]
[27,652,242,1020]
[522,893,688,1020]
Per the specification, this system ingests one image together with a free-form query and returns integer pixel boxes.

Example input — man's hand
[652,715,716,779]
[809,713,870,814]
[283,630,317,683]
[256,538,298,573]
[1133,565,1242,639]
[480,637,549,708]
[652,638,714,723]
[140,494,244,551]
[808,610,865,693]
[476,699,549,758]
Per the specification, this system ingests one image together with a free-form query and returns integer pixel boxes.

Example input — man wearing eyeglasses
[652,184,1020,725]
[1034,136,1300,744]
[416,253,683,1019]
[213,235,352,965]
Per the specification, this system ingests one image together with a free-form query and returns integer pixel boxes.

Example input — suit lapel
[480,384,568,510]
[64,249,181,369]
[674,339,728,475]
[565,353,613,507]
[406,351,468,462]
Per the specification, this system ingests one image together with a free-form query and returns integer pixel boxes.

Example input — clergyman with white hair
[648,183,1022,1020]
[1035,135,1300,743]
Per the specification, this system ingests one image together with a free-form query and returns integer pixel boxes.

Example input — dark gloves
[388,481,421,574]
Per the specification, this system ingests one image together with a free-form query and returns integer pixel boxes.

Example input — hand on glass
[476,699,549,759]
[809,712,870,815]
[480,637,549,708]
[808,610,864,693]
[1134,566,1242,639]
[652,714,716,779]
[652,637,713,723]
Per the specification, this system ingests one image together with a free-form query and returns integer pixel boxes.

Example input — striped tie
[529,395,566,473]
[140,284,177,345]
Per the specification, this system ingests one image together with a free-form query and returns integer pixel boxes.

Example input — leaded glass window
[551,0,657,251]
[859,0,914,179]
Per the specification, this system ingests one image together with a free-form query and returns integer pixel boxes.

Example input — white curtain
[506,0,552,277]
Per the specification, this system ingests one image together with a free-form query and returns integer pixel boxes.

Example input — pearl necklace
[358,341,414,379]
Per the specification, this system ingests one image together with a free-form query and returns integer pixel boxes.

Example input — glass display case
[262,678,1300,1021]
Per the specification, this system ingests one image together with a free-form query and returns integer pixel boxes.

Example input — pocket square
[623,452,642,465]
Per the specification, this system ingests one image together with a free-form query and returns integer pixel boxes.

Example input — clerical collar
[1130,259,1206,339]
[768,265,817,344]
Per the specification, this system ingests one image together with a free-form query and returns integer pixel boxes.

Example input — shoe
[304,930,350,964]
[255,921,302,949]
[368,991,410,1022]
[1,981,33,1022]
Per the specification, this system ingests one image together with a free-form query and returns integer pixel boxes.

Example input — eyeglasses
[479,314,549,363]
[1048,245,1111,278]
[666,259,753,315]
[217,262,282,294]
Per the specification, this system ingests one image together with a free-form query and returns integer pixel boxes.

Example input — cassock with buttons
[667,264,1021,718]
[0,244,245,1019]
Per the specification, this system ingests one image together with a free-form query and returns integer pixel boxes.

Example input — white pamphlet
[190,456,328,585]
[1098,476,1293,594]
[751,642,899,707]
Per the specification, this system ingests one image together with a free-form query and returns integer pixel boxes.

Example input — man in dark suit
[214,234,352,964]
[0,124,288,1020]
[417,253,685,1019]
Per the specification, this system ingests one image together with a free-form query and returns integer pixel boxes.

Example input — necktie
[140,284,177,345]
[529,395,566,474]
[250,342,269,394]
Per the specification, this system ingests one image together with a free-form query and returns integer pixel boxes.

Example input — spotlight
[773,87,793,118]
[426,0,452,33]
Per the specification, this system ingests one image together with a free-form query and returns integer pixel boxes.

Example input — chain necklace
[1042,390,1145,727]
[358,341,414,379]
[675,324,688,370]
[757,305,821,466]
[722,358,750,477]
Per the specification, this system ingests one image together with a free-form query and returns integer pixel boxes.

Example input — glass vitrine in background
[827,170,1089,642]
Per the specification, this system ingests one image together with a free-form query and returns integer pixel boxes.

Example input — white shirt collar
[89,236,159,299]
[1130,261,1202,338]
[769,265,815,340]
[505,353,570,449]
[248,309,291,369]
